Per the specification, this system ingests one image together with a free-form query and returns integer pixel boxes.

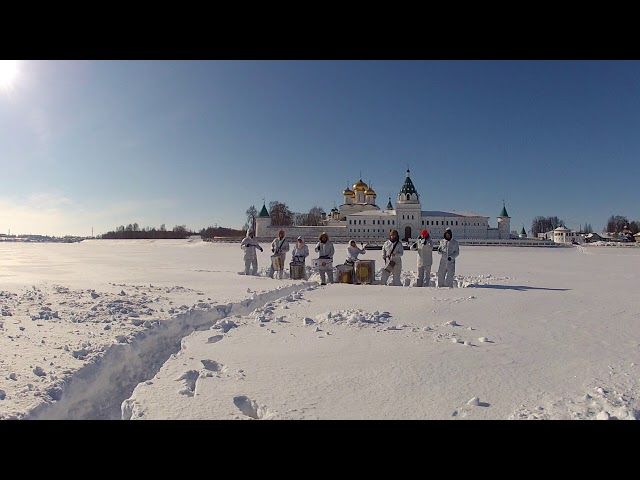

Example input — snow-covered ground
[1,239,639,420]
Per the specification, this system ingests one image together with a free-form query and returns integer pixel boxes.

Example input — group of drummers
[240,226,460,288]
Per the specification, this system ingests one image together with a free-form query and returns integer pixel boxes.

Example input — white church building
[255,169,513,243]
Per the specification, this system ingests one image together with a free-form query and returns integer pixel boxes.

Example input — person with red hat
[411,229,434,287]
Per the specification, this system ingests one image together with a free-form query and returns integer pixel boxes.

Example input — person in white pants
[240,228,263,275]
[437,228,460,287]
[291,236,310,279]
[380,229,403,286]
[411,229,434,287]
[314,232,335,285]
[268,229,289,279]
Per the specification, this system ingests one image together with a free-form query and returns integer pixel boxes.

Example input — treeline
[530,214,639,236]
[605,215,639,234]
[244,201,326,230]
[99,223,246,240]
[530,216,568,236]
[200,226,245,239]
[99,224,194,239]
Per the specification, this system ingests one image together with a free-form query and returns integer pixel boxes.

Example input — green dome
[499,203,509,217]
[400,170,417,195]
[520,226,526,235]
[258,204,270,217]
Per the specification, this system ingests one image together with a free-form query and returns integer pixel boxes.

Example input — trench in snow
[26,282,316,420]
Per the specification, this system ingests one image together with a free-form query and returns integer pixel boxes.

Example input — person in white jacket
[437,228,460,287]
[380,229,403,286]
[291,236,310,279]
[345,239,366,264]
[410,229,434,287]
[314,232,335,285]
[268,229,289,279]
[291,236,309,265]
[240,228,263,275]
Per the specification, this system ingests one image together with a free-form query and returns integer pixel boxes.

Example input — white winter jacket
[346,240,366,262]
[291,243,309,263]
[271,237,289,257]
[382,238,404,261]
[241,233,262,260]
[437,238,460,263]
[411,237,434,267]
[315,241,335,259]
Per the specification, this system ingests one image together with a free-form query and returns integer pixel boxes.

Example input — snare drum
[312,258,333,270]
[289,262,305,280]
[336,264,354,284]
[355,260,375,284]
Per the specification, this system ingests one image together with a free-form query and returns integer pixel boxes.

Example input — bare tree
[269,201,294,226]
[244,205,258,232]
[531,216,565,236]
[604,215,629,234]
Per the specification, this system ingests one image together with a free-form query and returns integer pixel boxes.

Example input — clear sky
[1,60,638,237]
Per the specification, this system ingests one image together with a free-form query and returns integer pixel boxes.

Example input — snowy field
[1,239,639,420]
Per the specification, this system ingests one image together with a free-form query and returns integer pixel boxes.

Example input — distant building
[256,169,513,242]
[549,226,581,244]
[519,226,527,238]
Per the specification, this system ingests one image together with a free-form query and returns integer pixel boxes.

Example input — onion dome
[343,187,355,197]
[365,186,377,197]
[353,179,368,192]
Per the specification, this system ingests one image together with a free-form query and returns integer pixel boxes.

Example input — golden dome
[365,187,377,196]
[343,187,355,197]
[353,179,368,191]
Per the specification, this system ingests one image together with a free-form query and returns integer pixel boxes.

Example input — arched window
[406,194,410,201]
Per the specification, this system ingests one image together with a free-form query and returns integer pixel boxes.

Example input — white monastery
[255,169,538,245]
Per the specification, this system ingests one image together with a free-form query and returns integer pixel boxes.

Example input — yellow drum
[290,262,305,280]
[336,264,353,284]
[271,255,284,271]
[355,260,375,284]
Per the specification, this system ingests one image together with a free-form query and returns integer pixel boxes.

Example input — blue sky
[1,60,638,236]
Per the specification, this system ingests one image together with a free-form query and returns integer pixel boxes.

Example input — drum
[290,262,305,280]
[355,260,375,284]
[336,264,353,284]
[312,258,333,270]
[271,255,284,271]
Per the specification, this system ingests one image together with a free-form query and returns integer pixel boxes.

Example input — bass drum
[355,260,375,284]
[312,258,333,270]
[336,264,353,284]
[290,262,305,280]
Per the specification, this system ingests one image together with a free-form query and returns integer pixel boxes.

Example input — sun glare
[0,60,19,90]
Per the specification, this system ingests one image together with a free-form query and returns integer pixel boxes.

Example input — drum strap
[390,239,400,256]
[275,238,286,254]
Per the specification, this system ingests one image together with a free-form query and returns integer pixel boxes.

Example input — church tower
[255,202,270,238]
[497,201,511,239]
[395,169,422,240]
